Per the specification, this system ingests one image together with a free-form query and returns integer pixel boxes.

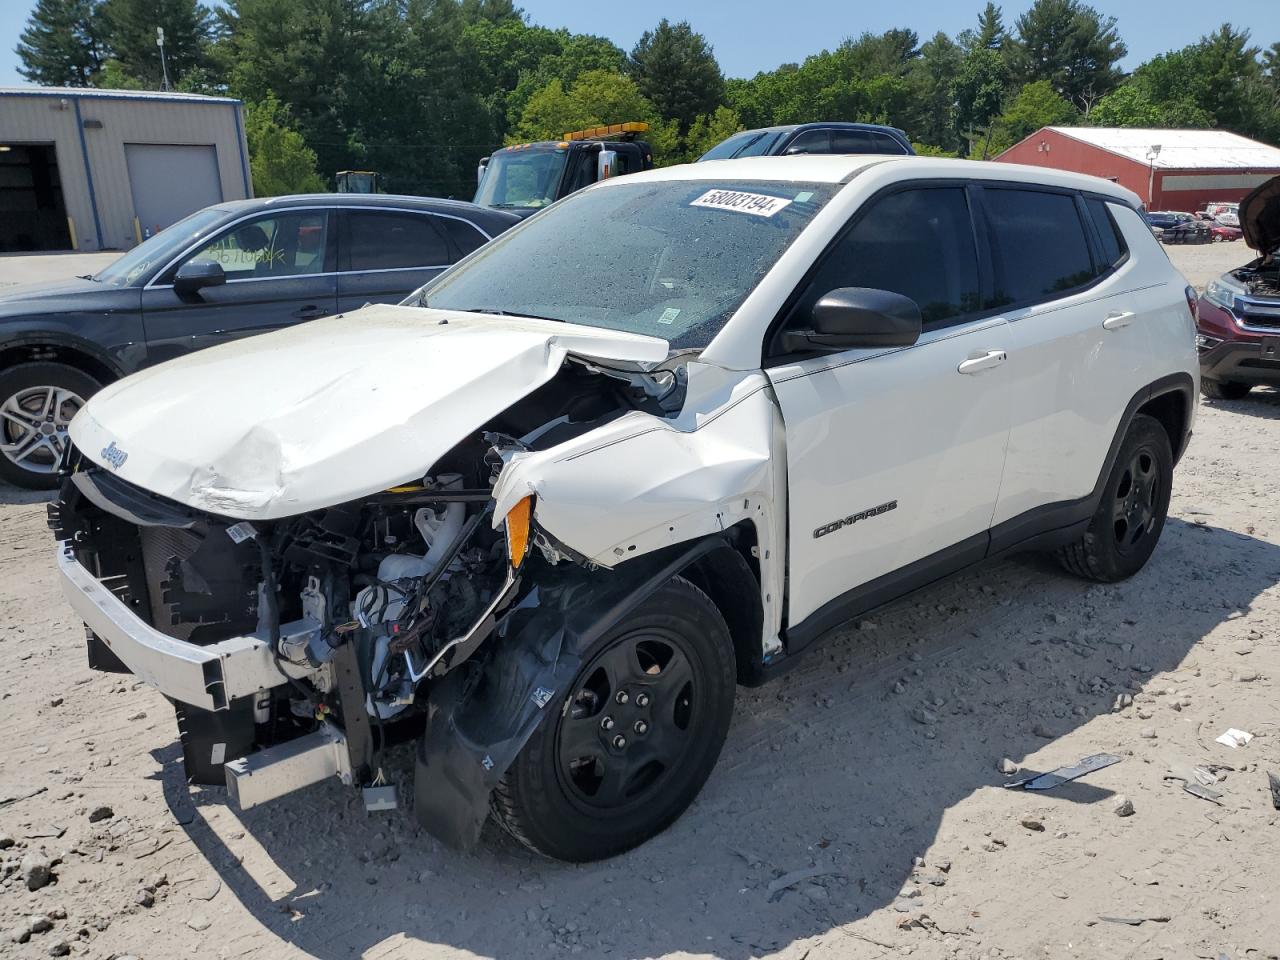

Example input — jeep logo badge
[100,441,128,471]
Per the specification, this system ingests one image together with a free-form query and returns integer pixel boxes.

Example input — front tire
[491,576,736,861]
[0,362,100,489]
[1058,413,1172,583]
[1200,378,1251,400]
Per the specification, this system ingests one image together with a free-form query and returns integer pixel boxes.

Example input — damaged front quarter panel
[492,362,787,656]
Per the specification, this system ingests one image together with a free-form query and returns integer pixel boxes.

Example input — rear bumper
[57,544,319,711]
[1198,339,1280,385]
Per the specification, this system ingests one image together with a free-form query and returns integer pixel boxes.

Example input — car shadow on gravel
[1200,386,1280,420]
[152,516,1280,960]
[0,480,55,506]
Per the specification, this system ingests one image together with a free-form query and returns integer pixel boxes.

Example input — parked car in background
[1195,175,1280,399]
[698,122,914,160]
[1209,222,1243,242]
[1147,211,1211,244]
[0,194,518,488]
[1201,202,1240,227]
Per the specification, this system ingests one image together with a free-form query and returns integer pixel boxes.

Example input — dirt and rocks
[2,246,1279,959]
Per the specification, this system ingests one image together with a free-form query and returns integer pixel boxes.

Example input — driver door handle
[1102,310,1135,330]
[293,305,326,320]
[958,350,1007,375]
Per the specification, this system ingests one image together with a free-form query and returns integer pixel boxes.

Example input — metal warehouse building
[994,126,1280,212]
[0,86,251,253]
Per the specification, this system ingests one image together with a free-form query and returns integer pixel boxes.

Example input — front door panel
[769,317,1011,626]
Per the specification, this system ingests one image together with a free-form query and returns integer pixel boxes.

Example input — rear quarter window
[984,188,1095,305]
[1085,198,1128,271]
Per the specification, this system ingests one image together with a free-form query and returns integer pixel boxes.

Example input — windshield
[474,148,568,210]
[416,179,835,350]
[93,207,229,286]
[699,129,788,161]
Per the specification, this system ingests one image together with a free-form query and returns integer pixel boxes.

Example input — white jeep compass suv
[51,156,1198,861]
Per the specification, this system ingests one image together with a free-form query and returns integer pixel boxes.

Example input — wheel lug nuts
[600,716,615,731]
[636,692,650,708]
[615,690,629,704]
[612,734,627,749]
[634,720,648,734]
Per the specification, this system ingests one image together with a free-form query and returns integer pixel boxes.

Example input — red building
[993,126,1280,212]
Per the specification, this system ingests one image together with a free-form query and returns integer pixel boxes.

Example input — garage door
[125,143,223,237]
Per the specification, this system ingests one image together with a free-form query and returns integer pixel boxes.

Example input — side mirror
[476,158,488,185]
[782,287,922,354]
[173,259,226,297]
[597,149,618,181]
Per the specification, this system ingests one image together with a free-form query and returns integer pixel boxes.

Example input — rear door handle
[293,305,326,320]
[1102,310,1135,330]
[958,350,1007,375]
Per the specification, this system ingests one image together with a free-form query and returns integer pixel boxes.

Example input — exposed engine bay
[1230,256,1280,298]
[49,355,689,796]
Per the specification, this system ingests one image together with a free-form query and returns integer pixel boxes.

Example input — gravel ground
[2,244,1278,960]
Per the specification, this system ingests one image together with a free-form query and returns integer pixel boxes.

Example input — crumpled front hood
[69,304,668,519]
[1241,175,1280,254]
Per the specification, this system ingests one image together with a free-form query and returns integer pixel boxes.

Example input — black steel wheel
[1058,413,1173,583]
[492,575,735,861]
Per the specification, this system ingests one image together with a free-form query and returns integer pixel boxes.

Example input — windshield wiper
[76,274,99,281]
[444,306,562,323]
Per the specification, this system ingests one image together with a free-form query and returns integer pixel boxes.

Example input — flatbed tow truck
[474,122,654,218]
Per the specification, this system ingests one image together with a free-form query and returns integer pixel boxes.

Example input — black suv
[698,122,915,161]
[0,194,518,488]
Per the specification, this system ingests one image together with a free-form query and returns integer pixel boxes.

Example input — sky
[0,0,1274,87]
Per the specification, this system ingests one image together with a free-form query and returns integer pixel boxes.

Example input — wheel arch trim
[412,534,737,850]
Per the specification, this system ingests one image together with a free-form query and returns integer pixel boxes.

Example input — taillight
[1184,285,1198,320]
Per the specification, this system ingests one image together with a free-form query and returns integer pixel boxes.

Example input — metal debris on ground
[765,866,841,902]
[1003,753,1122,791]
[1098,914,1171,925]
[1267,772,1280,811]
[1214,728,1253,749]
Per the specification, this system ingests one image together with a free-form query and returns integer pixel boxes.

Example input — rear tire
[491,576,736,861]
[1058,413,1172,583]
[0,362,100,489]
[1200,379,1251,401]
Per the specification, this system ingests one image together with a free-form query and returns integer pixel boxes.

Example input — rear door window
[346,211,450,271]
[983,189,1095,305]
[830,129,908,155]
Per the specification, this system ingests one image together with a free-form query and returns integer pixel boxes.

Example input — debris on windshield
[1214,728,1253,749]
[1002,753,1122,791]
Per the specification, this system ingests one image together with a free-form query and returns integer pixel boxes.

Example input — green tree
[681,105,742,161]
[101,0,215,88]
[959,2,1006,52]
[244,96,326,195]
[951,46,1008,155]
[1008,0,1126,111]
[1088,82,1212,128]
[986,79,1079,155]
[907,32,964,151]
[16,0,107,87]
[627,19,724,133]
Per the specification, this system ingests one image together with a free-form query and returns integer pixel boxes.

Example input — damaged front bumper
[56,544,321,712]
